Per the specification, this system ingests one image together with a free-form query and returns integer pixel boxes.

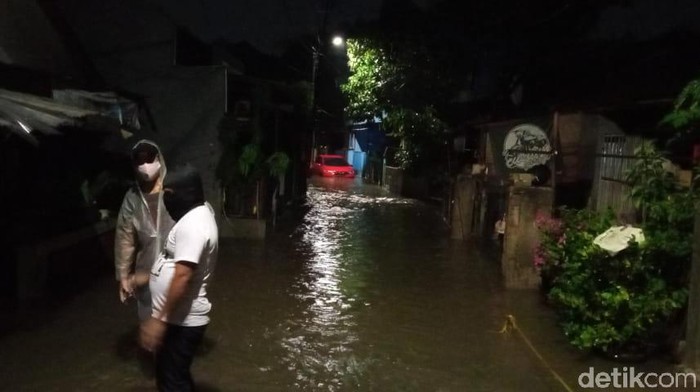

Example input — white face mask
[137,159,161,182]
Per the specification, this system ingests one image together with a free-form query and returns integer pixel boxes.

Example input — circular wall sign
[502,124,551,171]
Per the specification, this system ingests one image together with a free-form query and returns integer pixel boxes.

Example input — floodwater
[0,178,690,391]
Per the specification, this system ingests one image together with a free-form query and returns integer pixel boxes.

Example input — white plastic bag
[593,226,645,256]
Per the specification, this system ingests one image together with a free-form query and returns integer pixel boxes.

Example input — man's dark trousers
[156,324,207,392]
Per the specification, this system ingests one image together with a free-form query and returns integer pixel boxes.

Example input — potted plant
[220,143,265,218]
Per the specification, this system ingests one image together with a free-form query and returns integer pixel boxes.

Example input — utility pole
[310,0,332,164]
[310,46,319,163]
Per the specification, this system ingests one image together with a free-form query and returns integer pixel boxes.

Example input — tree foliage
[341,38,394,121]
[662,77,700,163]
[341,37,446,171]
[384,107,445,170]
[663,78,700,130]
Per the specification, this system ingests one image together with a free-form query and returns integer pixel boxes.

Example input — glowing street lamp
[311,34,345,161]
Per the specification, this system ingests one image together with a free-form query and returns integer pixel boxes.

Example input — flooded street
[210,178,530,391]
[0,178,686,391]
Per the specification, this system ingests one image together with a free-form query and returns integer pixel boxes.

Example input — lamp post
[310,45,319,162]
[310,35,344,162]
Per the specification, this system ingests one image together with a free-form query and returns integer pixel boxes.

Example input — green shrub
[536,143,695,352]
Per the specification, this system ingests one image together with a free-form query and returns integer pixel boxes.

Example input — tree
[341,38,393,121]
[384,107,445,172]
[342,0,634,171]
[341,37,447,172]
[662,77,700,167]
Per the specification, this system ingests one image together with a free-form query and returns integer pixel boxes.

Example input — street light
[310,45,320,162]
[311,35,344,162]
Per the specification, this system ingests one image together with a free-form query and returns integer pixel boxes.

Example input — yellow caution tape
[499,314,575,392]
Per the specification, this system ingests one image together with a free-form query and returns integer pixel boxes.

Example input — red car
[311,154,356,178]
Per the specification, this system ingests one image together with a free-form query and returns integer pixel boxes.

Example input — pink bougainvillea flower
[533,245,546,268]
[535,211,563,236]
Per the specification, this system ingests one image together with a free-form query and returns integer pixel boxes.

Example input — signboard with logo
[502,124,552,171]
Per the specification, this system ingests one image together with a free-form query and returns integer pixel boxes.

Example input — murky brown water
[0,178,687,391]
[201,178,549,391]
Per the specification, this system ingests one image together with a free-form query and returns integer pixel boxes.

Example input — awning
[0,88,121,146]
[53,89,141,130]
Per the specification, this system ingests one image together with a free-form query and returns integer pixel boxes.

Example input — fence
[593,135,645,221]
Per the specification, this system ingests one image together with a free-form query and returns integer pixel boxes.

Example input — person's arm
[139,261,195,352]
[128,270,150,288]
[156,261,195,320]
[114,194,137,300]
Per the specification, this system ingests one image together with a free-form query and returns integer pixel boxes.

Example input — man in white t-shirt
[139,163,218,392]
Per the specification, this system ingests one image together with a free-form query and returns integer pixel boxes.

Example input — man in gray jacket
[115,140,175,321]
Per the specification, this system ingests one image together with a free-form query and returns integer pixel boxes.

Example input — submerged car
[311,154,355,178]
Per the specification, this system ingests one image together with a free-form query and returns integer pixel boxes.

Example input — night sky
[590,0,700,41]
[151,0,700,53]
[149,0,700,137]
[153,0,384,53]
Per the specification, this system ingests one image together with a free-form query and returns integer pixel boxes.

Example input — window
[323,157,349,166]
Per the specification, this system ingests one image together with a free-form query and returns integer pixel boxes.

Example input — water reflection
[281,178,415,390]
[0,177,581,391]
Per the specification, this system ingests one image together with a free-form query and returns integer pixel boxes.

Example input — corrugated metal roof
[0,88,118,145]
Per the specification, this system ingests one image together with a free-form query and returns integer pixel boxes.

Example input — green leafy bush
[536,143,695,352]
[548,237,687,351]
[535,208,614,293]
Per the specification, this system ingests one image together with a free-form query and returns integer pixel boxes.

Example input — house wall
[122,66,226,214]
[553,113,601,208]
[496,113,622,209]
[0,0,78,76]
[347,133,366,174]
[480,114,608,185]
[557,113,585,184]
[55,0,176,82]
[55,0,226,215]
